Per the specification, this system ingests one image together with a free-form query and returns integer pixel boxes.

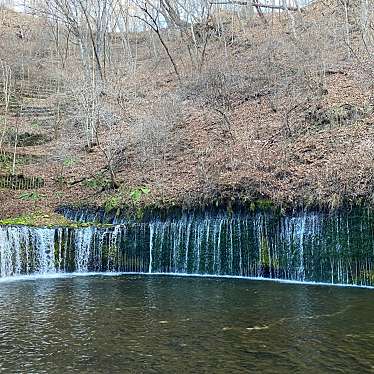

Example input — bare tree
[0,61,12,152]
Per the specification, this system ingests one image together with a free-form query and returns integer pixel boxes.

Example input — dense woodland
[1,0,374,219]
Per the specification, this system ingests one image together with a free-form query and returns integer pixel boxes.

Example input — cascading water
[1,209,374,286]
[0,226,56,277]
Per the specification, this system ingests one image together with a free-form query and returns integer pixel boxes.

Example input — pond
[0,275,373,373]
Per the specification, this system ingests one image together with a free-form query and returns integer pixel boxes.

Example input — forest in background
[1,0,374,219]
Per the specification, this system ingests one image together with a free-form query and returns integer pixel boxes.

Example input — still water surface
[0,275,374,373]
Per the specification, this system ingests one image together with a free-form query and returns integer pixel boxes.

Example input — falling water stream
[1,208,374,286]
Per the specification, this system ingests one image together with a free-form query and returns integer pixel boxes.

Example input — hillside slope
[1,2,374,219]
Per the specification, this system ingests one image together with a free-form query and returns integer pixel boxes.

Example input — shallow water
[0,275,374,373]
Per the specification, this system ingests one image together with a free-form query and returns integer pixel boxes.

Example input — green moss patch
[0,212,72,227]
[0,212,118,228]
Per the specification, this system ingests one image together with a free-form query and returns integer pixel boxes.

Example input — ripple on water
[0,275,373,373]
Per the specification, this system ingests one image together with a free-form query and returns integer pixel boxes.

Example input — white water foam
[0,271,373,290]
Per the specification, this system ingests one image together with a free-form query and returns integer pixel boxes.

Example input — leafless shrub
[132,117,172,164]
[181,68,252,109]
[130,94,183,170]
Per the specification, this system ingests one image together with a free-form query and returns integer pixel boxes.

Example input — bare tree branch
[209,1,301,11]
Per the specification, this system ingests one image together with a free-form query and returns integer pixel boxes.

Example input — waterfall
[149,224,154,273]
[0,226,56,276]
[1,209,374,286]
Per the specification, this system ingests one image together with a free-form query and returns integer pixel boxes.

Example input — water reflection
[0,275,374,373]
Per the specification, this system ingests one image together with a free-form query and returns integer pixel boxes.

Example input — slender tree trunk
[12,123,18,176]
